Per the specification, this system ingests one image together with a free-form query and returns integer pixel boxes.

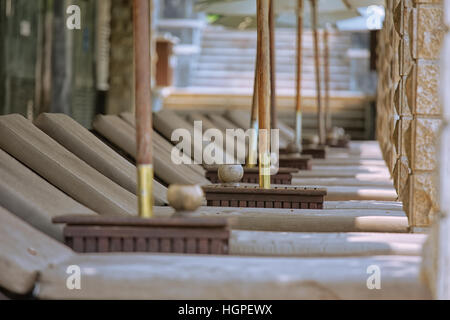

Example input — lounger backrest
[185,112,219,132]
[225,109,251,130]
[120,112,205,177]
[0,114,138,217]
[225,110,291,148]
[34,113,167,205]
[209,114,247,160]
[0,149,95,241]
[93,115,210,186]
[0,206,74,295]
[153,108,237,165]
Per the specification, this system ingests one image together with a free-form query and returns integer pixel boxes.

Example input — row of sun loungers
[0,111,431,299]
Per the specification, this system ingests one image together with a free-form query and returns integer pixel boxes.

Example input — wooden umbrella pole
[310,0,325,145]
[257,0,271,189]
[294,0,304,149]
[324,24,331,133]
[247,53,259,168]
[133,0,154,218]
[269,0,277,130]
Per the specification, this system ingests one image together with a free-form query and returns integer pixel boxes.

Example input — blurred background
[0,0,383,138]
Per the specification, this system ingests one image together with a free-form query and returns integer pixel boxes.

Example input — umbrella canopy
[207,10,358,29]
[196,0,386,15]
[197,0,350,15]
[196,0,386,29]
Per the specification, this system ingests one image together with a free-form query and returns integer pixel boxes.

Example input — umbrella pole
[294,0,304,149]
[324,24,331,134]
[310,0,325,145]
[257,0,271,189]
[247,53,259,168]
[133,0,154,218]
[269,0,277,130]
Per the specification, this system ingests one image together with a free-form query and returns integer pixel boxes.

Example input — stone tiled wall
[377,0,445,229]
[422,0,450,299]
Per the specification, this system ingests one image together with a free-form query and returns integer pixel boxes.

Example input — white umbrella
[197,0,351,16]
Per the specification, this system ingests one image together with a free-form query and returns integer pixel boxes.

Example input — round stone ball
[167,184,205,212]
[218,165,244,184]
[286,142,302,154]
[306,135,320,145]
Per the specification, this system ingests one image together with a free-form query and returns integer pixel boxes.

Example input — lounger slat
[37,254,431,300]
[153,108,237,165]
[0,206,73,295]
[0,114,138,217]
[0,149,95,241]
[34,113,167,205]
[93,114,210,186]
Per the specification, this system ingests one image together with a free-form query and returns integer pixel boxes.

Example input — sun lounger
[0,149,95,241]
[224,109,290,148]
[185,112,221,132]
[0,114,137,217]
[36,253,430,299]
[153,206,409,233]
[119,112,206,177]
[231,231,426,257]
[34,113,167,205]
[153,108,237,164]
[93,114,210,186]
[0,204,429,299]
[0,206,74,295]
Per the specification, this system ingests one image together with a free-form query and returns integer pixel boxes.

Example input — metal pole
[310,0,325,145]
[133,0,154,218]
[269,0,277,130]
[257,0,271,189]
[324,24,331,134]
[294,0,304,149]
[247,53,259,168]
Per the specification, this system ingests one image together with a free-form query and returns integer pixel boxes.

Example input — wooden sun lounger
[0,149,95,241]
[0,137,410,258]
[186,112,222,132]
[36,253,430,300]
[0,129,407,235]
[291,177,394,188]
[34,113,167,205]
[120,112,206,177]
[93,114,210,186]
[224,110,382,159]
[153,108,237,164]
[231,231,426,257]
[224,109,292,149]
[6,112,398,228]
[156,114,396,200]
[166,111,397,201]
[323,200,403,210]
[1,205,430,300]
[310,159,387,167]
[153,206,409,233]
[0,206,74,296]
[0,152,414,255]
[201,114,248,155]
[0,114,138,217]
